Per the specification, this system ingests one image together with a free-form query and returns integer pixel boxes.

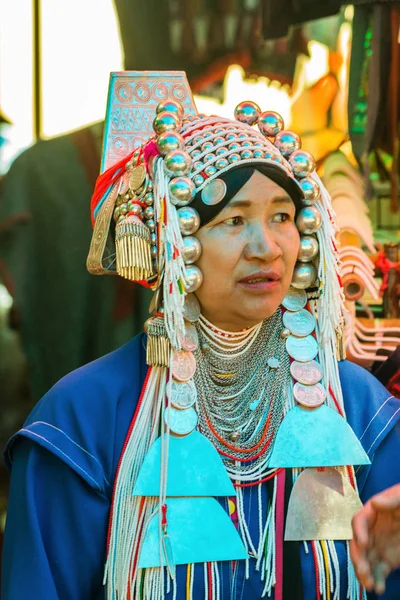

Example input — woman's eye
[272,212,292,223]
[225,216,244,226]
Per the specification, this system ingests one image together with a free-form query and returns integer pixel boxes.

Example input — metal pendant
[129,165,146,191]
[168,379,197,409]
[180,322,199,352]
[283,309,316,337]
[290,360,323,385]
[293,382,326,409]
[286,334,319,362]
[282,287,307,311]
[285,467,363,541]
[182,293,201,322]
[172,350,196,382]
[164,406,198,436]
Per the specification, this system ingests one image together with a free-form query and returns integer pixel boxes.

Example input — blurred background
[1,0,400,553]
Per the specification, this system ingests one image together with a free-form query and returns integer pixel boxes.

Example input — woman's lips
[238,273,281,292]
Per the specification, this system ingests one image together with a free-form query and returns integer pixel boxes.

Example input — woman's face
[195,171,300,331]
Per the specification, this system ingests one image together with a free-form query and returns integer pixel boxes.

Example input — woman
[2,84,400,600]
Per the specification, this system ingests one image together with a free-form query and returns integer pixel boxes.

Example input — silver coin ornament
[164,406,198,436]
[298,235,319,262]
[156,131,183,156]
[296,206,322,234]
[291,262,317,290]
[201,179,227,206]
[178,207,200,235]
[182,236,202,264]
[282,287,307,311]
[299,177,320,203]
[156,99,184,118]
[164,150,192,176]
[169,177,196,206]
[234,101,261,126]
[288,150,315,179]
[153,111,181,135]
[172,350,196,382]
[180,322,199,351]
[257,111,285,137]
[293,382,326,409]
[286,334,319,362]
[290,360,323,385]
[185,265,203,293]
[183,293,201,322]
[283,309,316,337]
[274,131,301,156]
[168,379,198,409]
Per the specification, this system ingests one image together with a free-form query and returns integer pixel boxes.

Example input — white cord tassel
[153,157,188,350]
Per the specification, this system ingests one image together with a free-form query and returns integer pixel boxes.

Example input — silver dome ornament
[202,141,214,153]
[151,245,158,259]
[216,147,228,156]
[258,111,285,137]
[296,206,322,234]
[143,206,154,220]
[178,206,201,235]
[164,150,192,176]
[156,131,183,156]
[215,157,229,170]
[185,265,203,292]
[298,235,319,262]
[153,111,181,135]
[228,153,241,163]
[253,150,263,159]
[182,236,202,264]
[291,262,317,289]
[234,101,261,126]
[146,219,156,232]
[228,142,240,151]
[204,165,217,177]
[144,193,154,206]
[288,150,316,179]
[241,149,253,160]
[156,99,184,119]
[204,153,216,163]
[169,177,196,206]
[193,174,205,187]
[274,130,301,157]
[299,177,320,204]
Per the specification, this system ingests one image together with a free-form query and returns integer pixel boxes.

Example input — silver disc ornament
[293,382,326,409]
[290,360,323,385]
[168,379,198,409]
[201,179,227,206]
[286,334,319,362]
[180,322,199,351]
[283,309,316,337]
[282,287,307,311]
[172,350,196,382]
[183,293,201,322]
[164,406,198,436]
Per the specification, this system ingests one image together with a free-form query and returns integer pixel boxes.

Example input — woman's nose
[243,225,282,262]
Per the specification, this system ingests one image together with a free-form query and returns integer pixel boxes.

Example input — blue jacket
[2,334,400,599]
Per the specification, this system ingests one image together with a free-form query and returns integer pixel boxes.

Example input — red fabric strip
[274,468,286,600]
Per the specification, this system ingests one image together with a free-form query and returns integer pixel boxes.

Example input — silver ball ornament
[241,149,253,160]
[215,157,229,170]
[178,206,200,235]
[153,111,181,135]
[143,206,154,220]
[228,153,241,163]
[151,245,158,259]
[297,235,319,262]
[182,236,202,264]
[288,150,316,178]
[299,177,320,203]
[156,99,184,119]
[257,111,285,137]
[169,177,196,206]
[274,130,301,157]
[204,165,217,176]
[146,219,156,232]
[296,206,322,234]
[193,174,205,187]
[291,262,317,289]
[164,150,192,176]
[185,265,203,293]
[234,101,261,126]
[202,141,214,153]
[156,131,183,156]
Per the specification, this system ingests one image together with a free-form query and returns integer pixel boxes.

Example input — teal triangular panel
[133,431,235,497]
[138,497,248,568]
[268,405,370,468]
